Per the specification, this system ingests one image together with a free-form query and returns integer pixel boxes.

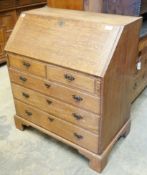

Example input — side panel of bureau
[99,20,141,153]
[15,100,99,153]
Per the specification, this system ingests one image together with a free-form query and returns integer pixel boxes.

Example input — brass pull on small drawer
[64,74,75,81]
[44,83,51,88]
[46,99,53,105]
[22,92,30,98]
[25,110,32,116]
[72,113,83,120]
[23,61,31,68]
[72,95,83,102]
[19,76,27,82]
[48,117,54,122]
[74,133,83,140]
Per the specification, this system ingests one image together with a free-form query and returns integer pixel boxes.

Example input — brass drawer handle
[22,92,30,98]
[46,99,52,105]
[23,61,31,68]
[64,74,75,81]
[44,83,51,88]
[72,95,83,102]
[74,133,83,140]
[48,117,54,122]
[19,76,27,82]
[72,113,83,120]
[25,110,32,116]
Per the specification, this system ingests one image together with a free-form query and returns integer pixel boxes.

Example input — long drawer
[12,83,100,133]
[15,100,99,153]
[9,68,100,114]
[8,54,46,78]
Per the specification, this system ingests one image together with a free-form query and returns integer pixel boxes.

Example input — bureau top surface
[5,7,141,77]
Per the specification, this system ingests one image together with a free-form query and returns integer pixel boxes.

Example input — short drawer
[10,69,100,114]
[8,54,46,78]
[15,100,99,153]
[12,84,100,133]
[47,64,101,95]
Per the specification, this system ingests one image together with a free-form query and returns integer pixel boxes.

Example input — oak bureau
[5,7,141,172]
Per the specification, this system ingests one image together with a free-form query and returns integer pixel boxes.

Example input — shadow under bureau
[5,7,141,172]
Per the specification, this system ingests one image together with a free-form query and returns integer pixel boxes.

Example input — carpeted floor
[0,65,147,175]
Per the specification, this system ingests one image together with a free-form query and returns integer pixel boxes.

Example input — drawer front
[15,100,98,153]
[8,54,46,78]
[10,69,100,114]
[47,64,100,95]
[12,84,100,133]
